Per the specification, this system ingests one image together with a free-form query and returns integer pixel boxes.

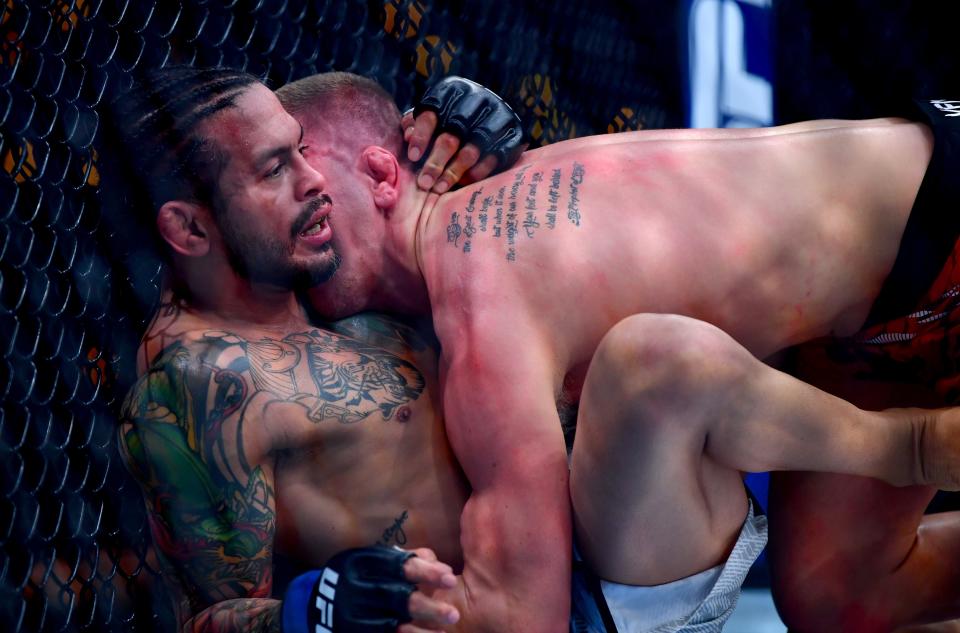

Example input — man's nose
[298,158,326,200]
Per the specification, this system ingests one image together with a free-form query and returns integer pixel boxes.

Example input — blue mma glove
[282,546,416,633]
[415,76,526,167]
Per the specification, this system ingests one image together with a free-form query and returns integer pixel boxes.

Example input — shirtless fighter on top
[287,71,960,632]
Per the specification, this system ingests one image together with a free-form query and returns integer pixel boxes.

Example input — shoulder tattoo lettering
[442,161,587,262]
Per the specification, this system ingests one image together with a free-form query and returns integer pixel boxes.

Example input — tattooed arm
[121,327,461,632]
[119,338,281,633]
[184,601,281,633]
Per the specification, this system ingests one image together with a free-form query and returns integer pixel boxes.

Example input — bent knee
[590,314,749,400]
[593,314,718,369]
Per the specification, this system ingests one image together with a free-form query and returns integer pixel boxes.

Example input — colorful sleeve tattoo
[120,336,277,631]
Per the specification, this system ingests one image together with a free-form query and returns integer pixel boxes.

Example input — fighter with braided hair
[114,67,258,200]
[109,65,525,632]
[114,63,960,632]
[112,59,960,633]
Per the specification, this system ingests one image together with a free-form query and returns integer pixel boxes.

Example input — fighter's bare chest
[250,331,426,417]
[265,330,461,564]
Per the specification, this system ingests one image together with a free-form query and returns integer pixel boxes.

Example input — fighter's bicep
[440,341,563,484]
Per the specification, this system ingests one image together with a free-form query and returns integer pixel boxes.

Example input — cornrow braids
[110,65,261,214]
[94,66,262,317]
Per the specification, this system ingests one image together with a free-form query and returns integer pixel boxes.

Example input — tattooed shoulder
[127,324,429,439]
[119,334,276,617]
[290,328,426,423]
[442,160,587,263]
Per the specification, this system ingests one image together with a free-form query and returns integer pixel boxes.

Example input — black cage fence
[0,1,678,630]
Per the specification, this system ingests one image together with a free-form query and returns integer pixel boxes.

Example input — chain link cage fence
[774,1,960,123]
[0,1,681,630]
[9,0,960,630]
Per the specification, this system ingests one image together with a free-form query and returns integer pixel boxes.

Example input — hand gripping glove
[414,76,526,167]
[282,546,416,633]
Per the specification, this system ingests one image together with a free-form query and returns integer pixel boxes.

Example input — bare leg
[770,341,960,632]
[569,313,959,586]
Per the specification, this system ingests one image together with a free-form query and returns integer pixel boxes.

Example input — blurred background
[3,1,960,630]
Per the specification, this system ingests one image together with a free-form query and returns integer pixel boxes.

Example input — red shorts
[832,99,960,402]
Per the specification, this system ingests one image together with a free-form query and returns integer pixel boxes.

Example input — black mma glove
[282,546,416,633]
[414,76,526,168]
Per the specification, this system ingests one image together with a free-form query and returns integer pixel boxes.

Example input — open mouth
[299,214,328,237]
[294,195,333,240]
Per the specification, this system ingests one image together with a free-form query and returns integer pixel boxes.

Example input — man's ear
[361,146,400,209]
[156,200,212,257]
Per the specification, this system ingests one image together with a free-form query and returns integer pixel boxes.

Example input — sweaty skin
[305,117,941,631]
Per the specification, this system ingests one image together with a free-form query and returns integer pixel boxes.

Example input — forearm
[183,599,281,633]
[442,414,573,631]
[422,467,570,633]
[449,406,572,628]
[453,473,572,633]
[437,327,573,631]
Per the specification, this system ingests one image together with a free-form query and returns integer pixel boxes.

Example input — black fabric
[864,99,960,328]
[585,564,620,633]
[570,558,619,633]
[774,3,960,124]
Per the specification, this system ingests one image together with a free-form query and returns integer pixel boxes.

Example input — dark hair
[108,65,261,213]
[276,71,403,156]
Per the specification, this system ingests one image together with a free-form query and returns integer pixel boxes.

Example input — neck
[176,257,307,330]
[372,166,437,315]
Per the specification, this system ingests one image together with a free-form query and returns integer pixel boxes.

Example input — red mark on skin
[397,406,411,422]
[793,305,805,332]
[216,114,244,141]
[783,304,808,342]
